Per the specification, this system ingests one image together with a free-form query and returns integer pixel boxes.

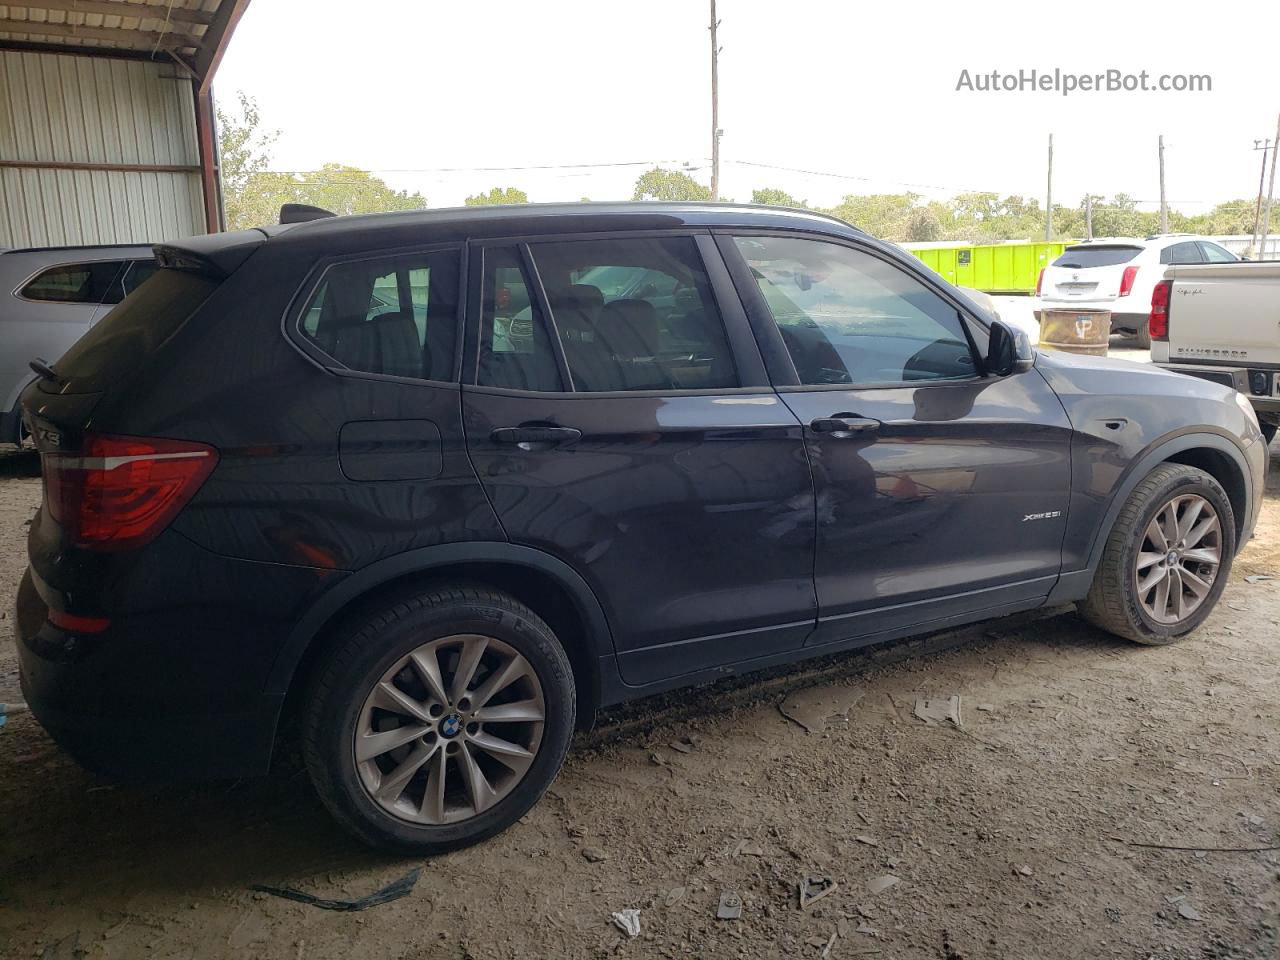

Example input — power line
[728,158,1007,194]
[255,159,688,175]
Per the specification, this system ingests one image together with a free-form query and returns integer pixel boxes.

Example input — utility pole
[1252,138,1272,257]
[1045,133,1053,241]
[1085,194,1093,239]
[1158,135,1168,233]
[709,0,721,201]
[1261,113,1280,260]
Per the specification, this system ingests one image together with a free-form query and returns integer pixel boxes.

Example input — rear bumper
[18,570,282,783]
[14,512,346,779]
[0,405,20,444]
[16,567,283,779]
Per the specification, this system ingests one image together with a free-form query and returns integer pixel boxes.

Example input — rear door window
[530,236,738,392]
[19,260,128,303]
[1160,242,1204,264]
[298,249,461,381]
[476,247,564,392]
[1051,246,1142,268]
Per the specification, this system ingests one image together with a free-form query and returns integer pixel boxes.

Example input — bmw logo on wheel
[440,714,462,738]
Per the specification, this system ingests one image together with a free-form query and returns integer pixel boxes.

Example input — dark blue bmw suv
[16,203,1267,853]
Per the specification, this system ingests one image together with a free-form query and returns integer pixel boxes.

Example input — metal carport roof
[0,1,251,240]
[0,1,246,80]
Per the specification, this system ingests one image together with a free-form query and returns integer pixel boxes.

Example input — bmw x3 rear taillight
[42,434,218,551]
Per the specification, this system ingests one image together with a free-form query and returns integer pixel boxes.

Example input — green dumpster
[903,241,1070,295]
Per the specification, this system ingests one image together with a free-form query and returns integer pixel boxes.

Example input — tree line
[218,95,1256,242]
[629,167,1256,242]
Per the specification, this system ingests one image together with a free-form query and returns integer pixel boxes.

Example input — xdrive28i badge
[1023,510,1063,522]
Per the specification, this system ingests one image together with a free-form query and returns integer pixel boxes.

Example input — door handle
[490,425,583,446]
[809,415,881,435]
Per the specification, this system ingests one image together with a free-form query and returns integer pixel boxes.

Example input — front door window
[732,236,977,386]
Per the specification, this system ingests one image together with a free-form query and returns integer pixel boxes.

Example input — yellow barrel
[1039,308,1111,356]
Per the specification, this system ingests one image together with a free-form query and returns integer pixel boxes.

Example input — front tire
[302,585,576,854]
[1078,464,1235,644]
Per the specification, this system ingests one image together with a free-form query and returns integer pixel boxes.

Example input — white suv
[1036,234,1238,348]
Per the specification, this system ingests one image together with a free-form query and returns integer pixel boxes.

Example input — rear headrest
[562,284,603,314]
[600,297,655,327]
[598,298,658,352]
[328,309,422,379]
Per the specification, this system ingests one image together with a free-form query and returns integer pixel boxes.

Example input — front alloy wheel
[1132,494,1221,625]
[1079,463,1236,644]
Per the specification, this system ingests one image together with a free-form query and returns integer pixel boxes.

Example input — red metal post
[193,84,221,234]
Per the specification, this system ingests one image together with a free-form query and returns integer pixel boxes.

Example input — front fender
[1048,429,1256,605]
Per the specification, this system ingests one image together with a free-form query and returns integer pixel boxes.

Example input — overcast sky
[216,0,1280,215]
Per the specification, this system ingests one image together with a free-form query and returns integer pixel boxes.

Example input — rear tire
[1078,464,1235,645]
[1131,325,1152,350]
[302,584,576,854]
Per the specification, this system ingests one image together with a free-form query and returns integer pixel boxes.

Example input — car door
[461,233,817,686]
[719,233,1073,646]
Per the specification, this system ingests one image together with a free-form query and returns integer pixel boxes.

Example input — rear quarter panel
[81,243,505,571]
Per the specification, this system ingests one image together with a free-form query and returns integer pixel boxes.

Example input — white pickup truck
[1151,260,1280,445]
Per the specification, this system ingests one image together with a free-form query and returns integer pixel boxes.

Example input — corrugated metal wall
[0,50,205,248]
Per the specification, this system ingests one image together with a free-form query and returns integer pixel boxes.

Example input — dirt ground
[1,441,1278,960]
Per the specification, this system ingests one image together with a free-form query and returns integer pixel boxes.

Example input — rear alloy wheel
[355,634,545,825]
[1079,464,1235,644]
[303,586,575,854]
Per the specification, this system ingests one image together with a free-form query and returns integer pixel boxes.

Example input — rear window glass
[53,269,218,392]
[299,248,461,381]
[20,260,128,303]
[1051,246,1141,268]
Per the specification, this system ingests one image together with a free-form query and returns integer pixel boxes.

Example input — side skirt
[597,593,1049,708]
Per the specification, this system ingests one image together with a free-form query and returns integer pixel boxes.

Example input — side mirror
[986,319,1035,376]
